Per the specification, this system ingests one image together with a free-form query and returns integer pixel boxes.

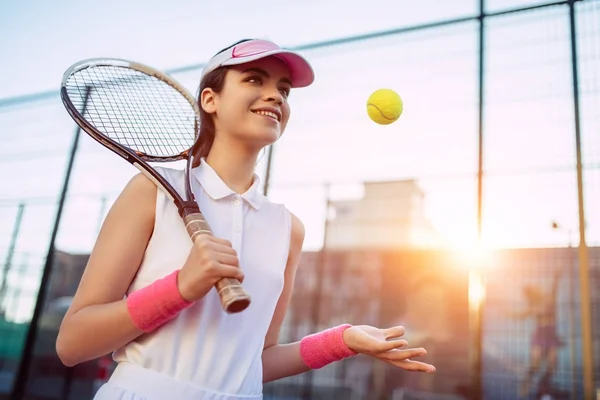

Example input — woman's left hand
[343,325,436,373]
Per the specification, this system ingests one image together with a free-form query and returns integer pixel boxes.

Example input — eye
[279,86,291,98]
[244,75,262,84]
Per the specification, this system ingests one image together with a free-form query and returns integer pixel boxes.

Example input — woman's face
[203,56,292,150]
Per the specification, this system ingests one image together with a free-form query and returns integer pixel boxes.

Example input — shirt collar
[192,158,264,210]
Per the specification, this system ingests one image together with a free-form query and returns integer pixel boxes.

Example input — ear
[200,87,218,114]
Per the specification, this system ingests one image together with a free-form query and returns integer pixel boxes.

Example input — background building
[326,180,443,250]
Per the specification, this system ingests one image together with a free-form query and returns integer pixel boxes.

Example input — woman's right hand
[177,235,243,302]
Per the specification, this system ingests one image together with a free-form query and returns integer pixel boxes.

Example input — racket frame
[60,58,202,216]
[60,58,251,313]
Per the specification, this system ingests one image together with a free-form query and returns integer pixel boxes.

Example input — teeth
[253,110,279,121]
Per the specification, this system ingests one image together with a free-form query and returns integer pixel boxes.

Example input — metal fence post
[568,1,595,398]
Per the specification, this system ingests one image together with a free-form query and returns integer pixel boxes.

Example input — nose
[264,85,284,105]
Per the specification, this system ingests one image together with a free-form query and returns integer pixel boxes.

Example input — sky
[0,0,599,321]
[0,0,478,99]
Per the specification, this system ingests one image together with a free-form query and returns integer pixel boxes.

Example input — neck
[205,136,260,194]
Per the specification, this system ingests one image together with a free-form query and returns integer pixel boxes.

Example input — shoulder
[97,172,157,244]
[257,197,304,252]
[287,211,305,263]
[122,172,158,199]
[114,173,158,223]
[290,212,305,247]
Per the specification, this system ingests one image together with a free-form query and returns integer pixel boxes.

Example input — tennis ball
[366,89,403,125]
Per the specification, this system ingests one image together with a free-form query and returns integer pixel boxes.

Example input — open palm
[343,325,436,373]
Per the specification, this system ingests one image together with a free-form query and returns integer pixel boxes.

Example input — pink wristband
[300,324,358,369]
[126,269,193,333]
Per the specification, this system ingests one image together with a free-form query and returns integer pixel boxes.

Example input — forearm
[262,342,309,383]
[56,299,143,367]
[262,325,357,383]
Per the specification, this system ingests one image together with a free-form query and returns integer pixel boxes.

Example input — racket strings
[65,65,197,157]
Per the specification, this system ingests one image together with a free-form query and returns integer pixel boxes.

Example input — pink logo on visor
[231,40,280,58]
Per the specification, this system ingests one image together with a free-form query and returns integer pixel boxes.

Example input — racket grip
[183,212,251,314]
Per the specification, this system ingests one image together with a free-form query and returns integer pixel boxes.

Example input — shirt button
[233,198,241,206]
[235,226,242,233]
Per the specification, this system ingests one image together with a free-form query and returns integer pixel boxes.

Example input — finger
[216,253,240,267]
[211,237,234,248]
[216,265,245,282]
[193,236,236,256]
[380,347,427,361]
[390,358,436,373]
[375,338,409,353]
[211,242,238,256]
[383,326,405,341]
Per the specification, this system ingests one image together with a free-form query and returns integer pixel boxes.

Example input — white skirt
[94,362,263,400]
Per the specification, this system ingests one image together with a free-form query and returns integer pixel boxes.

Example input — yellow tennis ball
[366,89,403,125]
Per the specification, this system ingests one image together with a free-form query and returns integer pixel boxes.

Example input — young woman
[56,38,436,400]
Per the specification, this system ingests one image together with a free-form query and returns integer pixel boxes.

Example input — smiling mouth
[252,110,280,122]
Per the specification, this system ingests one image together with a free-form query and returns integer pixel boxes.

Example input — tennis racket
[60,58,251,314]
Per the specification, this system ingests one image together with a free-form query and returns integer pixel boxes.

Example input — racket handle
[183,212,251,314]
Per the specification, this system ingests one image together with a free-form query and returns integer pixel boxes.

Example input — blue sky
[0,0,478,99]
[0,0,599,321]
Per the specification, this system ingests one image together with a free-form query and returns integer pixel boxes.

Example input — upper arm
[62,172,157,319]
[263,212,305,349]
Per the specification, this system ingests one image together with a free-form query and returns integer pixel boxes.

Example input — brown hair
[193,39,254,164]
[193,67,229,163]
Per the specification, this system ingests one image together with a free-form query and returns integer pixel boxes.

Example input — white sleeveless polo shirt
[96,158,292,400]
